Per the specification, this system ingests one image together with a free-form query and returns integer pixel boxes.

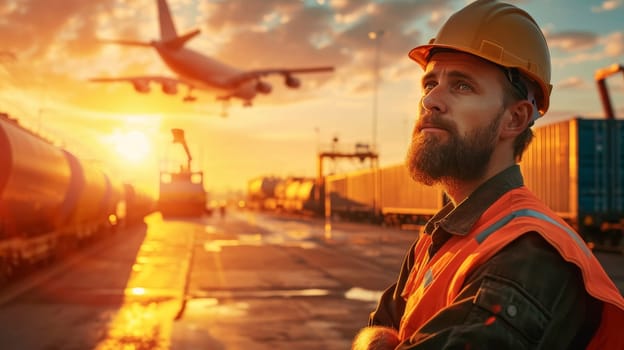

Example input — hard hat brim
[408,43,552,116]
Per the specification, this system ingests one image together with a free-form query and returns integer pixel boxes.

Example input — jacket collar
[424,165,525,237]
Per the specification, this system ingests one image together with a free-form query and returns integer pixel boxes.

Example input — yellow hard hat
[409,0,552,115]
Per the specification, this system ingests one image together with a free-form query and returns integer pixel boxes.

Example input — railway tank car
[246,176,321,215]
[0,113,156,281]
[0,114,83,277]
[63,150,118,239]
[246,176,281,211]
[124,183,157,225]
[279,177,320,214]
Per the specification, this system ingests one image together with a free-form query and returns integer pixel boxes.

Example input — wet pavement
[0,210,414,349]
[172,210,414,349]
[0,209,622,349]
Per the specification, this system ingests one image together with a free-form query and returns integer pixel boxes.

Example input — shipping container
[520,117,624,245]
[379,164,445,226]
[326,168,378,222]
[325,164,444,225]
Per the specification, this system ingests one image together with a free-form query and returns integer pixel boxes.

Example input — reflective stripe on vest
[399,186,624,346]
[475,208,591,256]
[417,208,593,290]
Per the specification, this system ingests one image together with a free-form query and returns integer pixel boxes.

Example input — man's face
[405,51,508,185]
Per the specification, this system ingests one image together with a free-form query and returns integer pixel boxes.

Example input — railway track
[0,226,146,304]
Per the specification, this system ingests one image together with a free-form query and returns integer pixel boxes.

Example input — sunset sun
[109,130,152,162]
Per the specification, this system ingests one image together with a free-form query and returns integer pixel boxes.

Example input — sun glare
[110,130,152,162]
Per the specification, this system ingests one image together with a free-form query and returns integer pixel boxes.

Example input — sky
[0,0,623,197]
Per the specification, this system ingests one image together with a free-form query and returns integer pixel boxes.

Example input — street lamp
[368,30,384,152]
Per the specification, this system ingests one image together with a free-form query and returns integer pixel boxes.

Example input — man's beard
[405,111,503,186]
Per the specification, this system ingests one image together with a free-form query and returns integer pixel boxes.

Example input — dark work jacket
[369,165,603,349]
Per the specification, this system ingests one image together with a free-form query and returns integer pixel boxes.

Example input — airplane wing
[89,76,193,95]
[224,66,334,88]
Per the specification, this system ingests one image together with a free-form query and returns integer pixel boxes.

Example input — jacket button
[506,305,518,317]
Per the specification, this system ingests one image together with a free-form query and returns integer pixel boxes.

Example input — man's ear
[501,100,533,138]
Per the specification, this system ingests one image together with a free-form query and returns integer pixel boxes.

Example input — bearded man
[352,1,624,349]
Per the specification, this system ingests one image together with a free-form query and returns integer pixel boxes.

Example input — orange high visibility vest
[398,186,624,349]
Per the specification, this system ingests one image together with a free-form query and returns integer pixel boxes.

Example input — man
[352,1,624,349]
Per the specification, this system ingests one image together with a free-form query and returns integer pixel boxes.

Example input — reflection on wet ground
[202,218,321,251]
[192,288,332,299]
[95,300,179,350]
[191,286,383,303]
[198,213,393,304]
[344,287,384,302]
[0,210,416,349]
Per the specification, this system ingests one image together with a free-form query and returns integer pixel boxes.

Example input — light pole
[314,127,320,153]
[368,30,384,219]
[368,29,384,152]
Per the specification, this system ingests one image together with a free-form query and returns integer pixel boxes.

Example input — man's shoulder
[486,232,581,283]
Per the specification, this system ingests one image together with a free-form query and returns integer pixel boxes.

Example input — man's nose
[421,85,447,114]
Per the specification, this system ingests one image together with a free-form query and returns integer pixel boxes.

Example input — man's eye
[422,81,436,93]
[456,82,473,91]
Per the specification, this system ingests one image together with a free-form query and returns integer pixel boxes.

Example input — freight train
[247,119,623,246]
[246,64,624,247]
[246,176,322,215]
[0,113,156,282]
[245,166,444,226]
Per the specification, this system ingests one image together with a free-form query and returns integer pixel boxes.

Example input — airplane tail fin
[157,0,200,49]
[164,29,201,50]
[157,0,178,41]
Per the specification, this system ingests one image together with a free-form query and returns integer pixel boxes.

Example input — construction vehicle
[158,128,207,218]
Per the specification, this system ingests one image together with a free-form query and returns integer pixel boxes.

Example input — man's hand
[352,326,400,350]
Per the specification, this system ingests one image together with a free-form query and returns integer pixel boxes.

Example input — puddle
[193,288,330,299]
[203,240,241,252]
[186,298,249,317]
[202,233,317,252]
[344,287,383,302]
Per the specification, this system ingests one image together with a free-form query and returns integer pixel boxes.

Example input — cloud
[550,30,623,66]
[546,31,599,52]
[602,31,624,57]
[591,0,622,13]
[556,76,586,89]
[0,0,459,110]
[199,0,454,80]
[1,0,120,61]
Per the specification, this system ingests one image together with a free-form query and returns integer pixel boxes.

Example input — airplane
[89,0,334,111]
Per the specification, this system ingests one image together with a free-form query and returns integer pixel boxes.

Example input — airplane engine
[255,81,272,94]
[161,82,178,95]
[284,75,301,89]
[132,80,150,93]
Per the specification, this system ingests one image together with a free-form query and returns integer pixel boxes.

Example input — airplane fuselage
[153,43,257,100]
[90,0,332,106]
